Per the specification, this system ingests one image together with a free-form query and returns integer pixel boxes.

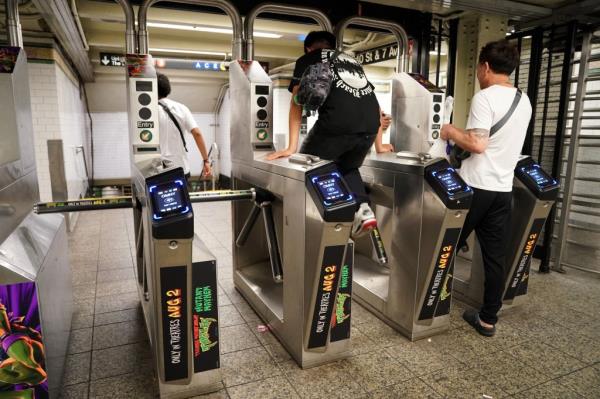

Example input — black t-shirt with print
[288,49,380,136]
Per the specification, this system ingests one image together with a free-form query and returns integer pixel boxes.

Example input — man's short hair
[304,31,336,53]
[157,72,171,99]
[478,40,519,75]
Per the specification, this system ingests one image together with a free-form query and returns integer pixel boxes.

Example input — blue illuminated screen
[312,173,351,205]
[522,164,555,188]
[150,180,189,219]
[434,169,464,194]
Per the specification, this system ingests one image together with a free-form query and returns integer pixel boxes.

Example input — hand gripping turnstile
[355,153,472,340]
[453,156,560,309]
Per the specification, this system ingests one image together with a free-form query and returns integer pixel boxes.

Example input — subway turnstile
[453,156,560,309]
[0,40,72,398]
[230,58,358,368]
[355,154,472,340]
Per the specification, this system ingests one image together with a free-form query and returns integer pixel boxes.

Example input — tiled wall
[29,61,89,204]
[91,112,216,180]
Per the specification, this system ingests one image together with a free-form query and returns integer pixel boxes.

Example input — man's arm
[191,127,212,177]
[375,109,394,153]
[440,124,489,154]
[267,85,301,160]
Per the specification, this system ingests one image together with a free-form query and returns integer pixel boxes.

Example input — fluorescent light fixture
[429,51,447,56]
[147,22,281,38]
[149,47,226,56]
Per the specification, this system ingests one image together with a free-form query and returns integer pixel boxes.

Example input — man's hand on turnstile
[266,148,294,161]
[202,160,213,178]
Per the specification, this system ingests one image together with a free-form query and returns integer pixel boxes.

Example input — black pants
[300,131,376,206]
[457,187,512,325]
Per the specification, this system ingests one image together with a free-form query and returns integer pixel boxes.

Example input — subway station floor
[60,203,600,399]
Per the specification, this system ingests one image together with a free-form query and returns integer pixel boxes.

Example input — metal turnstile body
[230,60,356,368]
[453,156,560,309]
[126,55,222,397]
[354,154,472,340]
[0,45,72,398]
[351,72,472,341]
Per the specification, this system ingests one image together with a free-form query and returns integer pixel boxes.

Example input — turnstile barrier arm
[34,189,257,214]
[261,202,283,283]
[236,203,261,247]
[34,196,134,214]
[370,227,388,265]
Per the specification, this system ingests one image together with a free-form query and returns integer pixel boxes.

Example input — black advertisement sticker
[418,228,461,321]
[330,242,353,342]
[160,266,188,382]
[191,260,220,373]
[434,263,453,317]
[504,218,546,301]
[308,245,345,349]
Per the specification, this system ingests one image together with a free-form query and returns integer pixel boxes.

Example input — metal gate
[509,24,600,275]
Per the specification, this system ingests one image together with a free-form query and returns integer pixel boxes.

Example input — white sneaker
[351,203,377,238]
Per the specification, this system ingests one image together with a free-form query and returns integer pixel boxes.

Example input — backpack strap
[159,101,188,152]
[490,88,522,136]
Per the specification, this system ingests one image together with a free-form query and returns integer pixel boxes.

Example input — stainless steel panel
[232,163,353,367]
[0,212,71,397]
[353,162,468,340]
[0,48,39,246]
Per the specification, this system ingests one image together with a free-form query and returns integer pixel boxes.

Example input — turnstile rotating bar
[34,189,257,214]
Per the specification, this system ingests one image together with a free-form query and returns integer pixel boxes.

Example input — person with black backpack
[157,73,212,180]
[441,40,532,337]
[267,31,387,238]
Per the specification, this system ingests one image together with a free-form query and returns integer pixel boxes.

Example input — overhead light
[149,47,226,56]
[147,22,282,38]
[429,51,447,56]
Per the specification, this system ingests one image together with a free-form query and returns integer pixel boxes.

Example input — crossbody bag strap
[159,101,188,152]
[490,88,522,136]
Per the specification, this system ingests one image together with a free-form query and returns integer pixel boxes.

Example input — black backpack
[295,51,340,113]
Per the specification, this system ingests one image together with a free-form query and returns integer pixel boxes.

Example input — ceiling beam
[31,0,94,82]
[515,0,600,30]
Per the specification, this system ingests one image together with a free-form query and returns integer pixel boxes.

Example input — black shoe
[462,309,496,337]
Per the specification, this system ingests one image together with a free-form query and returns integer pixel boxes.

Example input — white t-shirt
[459,85,532,192]
[158,98,198,174]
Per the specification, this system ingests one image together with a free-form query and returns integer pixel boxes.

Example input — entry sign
[355,43,398,65]
[100,52,125,67]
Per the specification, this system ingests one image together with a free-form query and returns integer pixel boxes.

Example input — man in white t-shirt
[157,73,212,179]
[441,40,532,337]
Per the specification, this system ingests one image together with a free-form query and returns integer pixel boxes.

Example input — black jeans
[300,131,376,206]
[457,187,512,325]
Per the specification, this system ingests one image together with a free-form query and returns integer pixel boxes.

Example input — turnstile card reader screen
[425,161,473,210]
[146,167,193,239]
[306,165,357,222]
[136,80,153,92]
[313,173,352,206]
[255,85,269,95]
[515,157,559,200]
[150,180,188,219]
[434,169,465,195]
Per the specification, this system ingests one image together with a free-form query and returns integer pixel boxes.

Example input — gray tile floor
[60,203,600,399]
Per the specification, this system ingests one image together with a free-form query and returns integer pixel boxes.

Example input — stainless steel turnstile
[354,153,472,340]
[453,156,560,309]
[0,12,72,396]
[228,5,358,369]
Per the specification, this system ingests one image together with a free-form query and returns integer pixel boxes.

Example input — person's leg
[474,191,512,325]
[456,188,493,251]
[335,133,376,205]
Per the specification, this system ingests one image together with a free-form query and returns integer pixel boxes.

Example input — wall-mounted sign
[154,58,229,71]
[100,52,125,67]
[355,43,399,65]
